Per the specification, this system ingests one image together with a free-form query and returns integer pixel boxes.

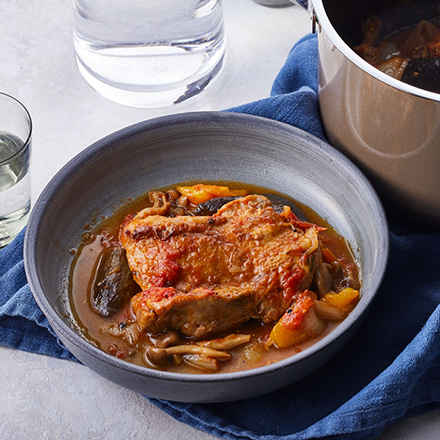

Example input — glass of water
[73,0,226,108]
[0,93,32,248]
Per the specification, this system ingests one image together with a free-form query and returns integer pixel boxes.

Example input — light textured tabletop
[1,1,439,439]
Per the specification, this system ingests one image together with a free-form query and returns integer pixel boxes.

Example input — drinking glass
[73,0,226,108]
[0,93,32,248]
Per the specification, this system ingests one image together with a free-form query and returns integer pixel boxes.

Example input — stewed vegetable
[354,13,440,93]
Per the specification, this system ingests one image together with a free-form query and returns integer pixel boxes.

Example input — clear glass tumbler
[0,93,32,248]
[73,0,226,108]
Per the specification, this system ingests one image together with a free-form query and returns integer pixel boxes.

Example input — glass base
[0,204,29,248]
[75,53,225,109]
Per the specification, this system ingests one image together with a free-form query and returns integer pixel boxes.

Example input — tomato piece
[269,291,325,348]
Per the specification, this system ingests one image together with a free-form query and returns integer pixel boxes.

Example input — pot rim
[311,0,440,102]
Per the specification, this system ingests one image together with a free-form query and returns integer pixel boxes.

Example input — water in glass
[0,132,30,247]
[73,0,226,108]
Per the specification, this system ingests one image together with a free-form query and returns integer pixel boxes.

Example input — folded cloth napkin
[1,33,440,440]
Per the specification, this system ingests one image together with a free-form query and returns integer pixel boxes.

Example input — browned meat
[121,195,320,338]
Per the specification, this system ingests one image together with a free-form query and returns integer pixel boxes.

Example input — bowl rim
[24,111,389,385]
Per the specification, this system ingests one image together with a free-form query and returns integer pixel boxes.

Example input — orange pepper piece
[177,184,247,204]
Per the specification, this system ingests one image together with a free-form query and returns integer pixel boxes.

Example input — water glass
[0,93,32,248]
[73,0,226,108]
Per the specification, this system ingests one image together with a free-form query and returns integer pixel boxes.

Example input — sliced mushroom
[145,344,231,367]
[341,264,361,290]
[197,334,251,350]
[154,330,182,348]
[184,354,219,371]
[136,192,170,219]
[312,248,334,298]
[166,189,179,201]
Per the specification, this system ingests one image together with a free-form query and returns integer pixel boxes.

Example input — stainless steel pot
[294,0,440,227]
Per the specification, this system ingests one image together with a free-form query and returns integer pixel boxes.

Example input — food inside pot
[69,183,361,374]
[353,11,440,93]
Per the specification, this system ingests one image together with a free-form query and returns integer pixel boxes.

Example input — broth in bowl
[69,182,361,374]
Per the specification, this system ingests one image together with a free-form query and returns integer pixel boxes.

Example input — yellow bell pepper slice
[321,287,359,309]
[269,322,312,349]
[177,184,247,204]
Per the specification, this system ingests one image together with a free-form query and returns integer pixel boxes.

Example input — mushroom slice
[197,334,251,350]
[184,355,219,371]
[153,330,182,348]
[164,345,232,359]
[145,344,231,367]
[136,192,170,219]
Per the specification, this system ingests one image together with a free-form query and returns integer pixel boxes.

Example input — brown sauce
[68,182,360,374]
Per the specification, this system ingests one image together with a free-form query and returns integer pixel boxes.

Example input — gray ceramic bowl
[24,112,389,403]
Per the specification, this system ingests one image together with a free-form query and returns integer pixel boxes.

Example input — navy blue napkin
[1,34,440,440]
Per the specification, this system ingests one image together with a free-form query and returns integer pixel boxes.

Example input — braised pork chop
[121,195,319,338]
